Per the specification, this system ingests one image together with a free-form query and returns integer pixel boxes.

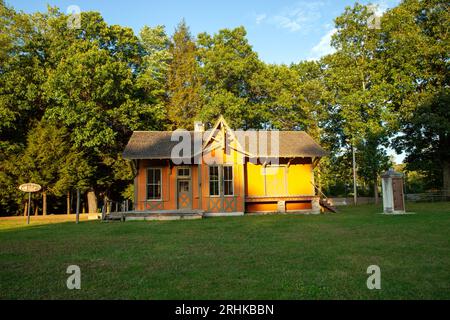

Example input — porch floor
[106,209,204,221]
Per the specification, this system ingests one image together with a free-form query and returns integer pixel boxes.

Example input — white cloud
[264,1,325,33]
[273,16,301,32]
[308,28,337,60]
[305,0,401,60]
[370,0,401,15]
[255,13,267,25]
[365,0,402,29]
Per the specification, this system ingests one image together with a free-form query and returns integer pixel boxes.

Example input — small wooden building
[122,116,328,216]
[381,168,406,214]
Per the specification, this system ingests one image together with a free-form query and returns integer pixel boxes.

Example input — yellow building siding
[265,166,287,196]
[246,162,266,196]
[287,164,314,195]
[246,162,314,197]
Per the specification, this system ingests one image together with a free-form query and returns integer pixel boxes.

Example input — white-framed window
[223,166,234,196]
[147,168,162,200]
[177,167,191,178]
[209,166,220,196]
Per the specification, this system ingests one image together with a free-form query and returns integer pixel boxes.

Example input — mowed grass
[0,214,89,230]
[0,203,449,300]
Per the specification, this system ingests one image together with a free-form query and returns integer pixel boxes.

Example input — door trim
[176,166,192,210]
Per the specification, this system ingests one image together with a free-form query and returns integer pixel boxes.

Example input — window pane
[147,168,162,199]
[223,166,233,196]
[154,170,161,184]
[209,166,218,179]
[224,166,231,180]
[209,165,219,196]
[147,185,154,199]
[179,180,189,192]
[155,185,161,199]
[178,168,190,177]
[210,181,219,196]
[224,181,230,196]
[147,170,153,184]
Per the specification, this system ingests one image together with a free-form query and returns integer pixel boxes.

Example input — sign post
[76,189,80,224]
[19,183,42,224]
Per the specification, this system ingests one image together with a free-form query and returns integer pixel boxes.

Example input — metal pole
[352,143,357,205]
[76,189,80,224]
[27,192,31,225]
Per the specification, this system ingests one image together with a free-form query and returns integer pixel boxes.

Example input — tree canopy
[0,0,448,215]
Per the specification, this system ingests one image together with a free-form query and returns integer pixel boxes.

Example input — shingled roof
[123,130,328,159]
[237,130,329,158]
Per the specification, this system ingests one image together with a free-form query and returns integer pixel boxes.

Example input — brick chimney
[194,121,205,132]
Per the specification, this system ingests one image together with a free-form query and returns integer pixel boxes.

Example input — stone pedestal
[311,197,321,214]
[277,201,286,213]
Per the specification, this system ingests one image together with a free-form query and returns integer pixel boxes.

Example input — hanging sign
[19,183,42,193]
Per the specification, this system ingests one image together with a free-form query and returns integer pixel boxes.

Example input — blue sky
[8,0,400,63]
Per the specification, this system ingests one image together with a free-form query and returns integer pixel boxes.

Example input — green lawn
[1,202,449,299]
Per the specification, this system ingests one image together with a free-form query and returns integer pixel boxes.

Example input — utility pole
[352,142,357,205]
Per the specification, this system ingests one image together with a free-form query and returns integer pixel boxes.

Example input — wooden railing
[102,200,130,221]
[310,181,328,200]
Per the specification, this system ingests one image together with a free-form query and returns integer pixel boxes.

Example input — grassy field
[0,202,449,300]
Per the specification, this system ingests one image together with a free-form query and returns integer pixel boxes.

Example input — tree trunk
[66,191,71,215]
[87,190,98,214]
[23,201,28,217]
[443,161,450,198]
[105,195,111,214]
[374,175,379,205]
[42,192,47,216]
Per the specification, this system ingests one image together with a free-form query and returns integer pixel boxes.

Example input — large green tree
[0,2,50,214]
[393,90,450,191]
[1,6,163,214]
[197,26,263,129]
[137,25,172,125]
[42,11,163,212]
[18,121,72,215]
[166,20,201,129]
[381,0,450,192]
[322,3,391,201]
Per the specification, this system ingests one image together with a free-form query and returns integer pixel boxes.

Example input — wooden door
[392,178,404,211]
[177,179,192,210]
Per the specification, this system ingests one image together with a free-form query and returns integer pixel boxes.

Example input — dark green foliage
[383,0,450,191]
[197,26,263,129]
[394,90,450,189]
[166,20,201,130]
[0,4,162,214]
